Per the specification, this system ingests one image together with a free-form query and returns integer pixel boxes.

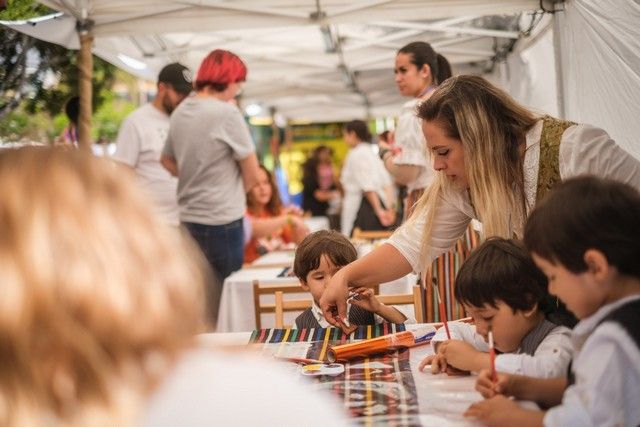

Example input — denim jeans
[182,219,244,283]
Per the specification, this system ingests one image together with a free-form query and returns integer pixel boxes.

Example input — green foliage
[1,0,117,120]
[1,0,127,143]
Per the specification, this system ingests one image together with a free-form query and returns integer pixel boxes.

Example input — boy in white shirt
[466,177,640,427]
[419,237,572,379]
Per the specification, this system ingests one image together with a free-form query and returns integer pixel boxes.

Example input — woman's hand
[475,369,514,399]
[376,208,396,227]
[319,267,351,327]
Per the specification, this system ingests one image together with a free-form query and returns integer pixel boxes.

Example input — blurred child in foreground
[466,176,640,427]
[0,148,347,426]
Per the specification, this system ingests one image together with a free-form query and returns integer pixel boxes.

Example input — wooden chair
[252,280,307,330]
[351,228,393,240]
[273,284,424,328]
[377,285,424,323]
[274,291,313,328]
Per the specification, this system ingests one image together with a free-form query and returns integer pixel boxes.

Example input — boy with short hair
[419,238,572,378]
[293,230,407,329]
[466,176,640,427]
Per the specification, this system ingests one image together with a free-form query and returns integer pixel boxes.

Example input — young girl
[419,238,572,378]
[244,165,309,263]
[466,177,640,427]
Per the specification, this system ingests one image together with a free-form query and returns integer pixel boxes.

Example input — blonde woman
[320,75,640,328]
[0,148,347,426]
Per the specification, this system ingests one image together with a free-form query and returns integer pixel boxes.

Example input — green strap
[536,116,576,203]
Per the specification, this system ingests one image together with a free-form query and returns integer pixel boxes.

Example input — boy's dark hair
[524,176,640,277]
[455,238,551,313]
[293,230,357,282]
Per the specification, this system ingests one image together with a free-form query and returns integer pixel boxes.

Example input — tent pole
[77,20,94,151]
[551,2,566,119]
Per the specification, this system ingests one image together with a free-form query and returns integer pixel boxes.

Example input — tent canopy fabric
[2,0,539,123]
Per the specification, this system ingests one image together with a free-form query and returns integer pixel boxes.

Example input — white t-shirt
[393,99,434,193]
[113,103,179,225]
[389,121,640,272]
[340,143,393,236]
[163,97,255,226]
[139,348,349,427]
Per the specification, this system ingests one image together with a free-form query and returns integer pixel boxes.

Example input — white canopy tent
[2,0,639,158]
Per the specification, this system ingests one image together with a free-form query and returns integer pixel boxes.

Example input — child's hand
[475,369,514,399]
[348,287,381,313]
[418,354,445,374]
[440,340,483,371]
[464,395,521,427]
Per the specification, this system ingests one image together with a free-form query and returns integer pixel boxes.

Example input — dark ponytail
[398,42,451,86]
[435,53,452,85]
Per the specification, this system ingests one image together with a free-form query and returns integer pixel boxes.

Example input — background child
[466,177,640,427]
[293,230,407,329]
[245,164,309,263]
[419,238,572,378]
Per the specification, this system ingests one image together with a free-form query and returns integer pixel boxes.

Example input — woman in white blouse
[378,41,452,219]
[321,75,640,326]
[340,120,396,236]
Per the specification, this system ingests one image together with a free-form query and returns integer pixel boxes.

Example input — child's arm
[465,395,545,427]
[349,287,407,323]
[476,369,567,408]
[494,326,573,378]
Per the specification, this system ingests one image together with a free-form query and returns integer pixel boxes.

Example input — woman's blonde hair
[0,148,208,426]
[411,75,538,269]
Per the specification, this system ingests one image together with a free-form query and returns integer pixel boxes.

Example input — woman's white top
[393,99,434,193]
[388,121,640,272]
[340,143,393,236]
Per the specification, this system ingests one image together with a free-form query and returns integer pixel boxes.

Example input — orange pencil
[488,326,497,385]
[433,284,451,340]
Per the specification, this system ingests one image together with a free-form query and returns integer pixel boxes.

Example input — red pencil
[433,284,451,339]
[488,326,497,385]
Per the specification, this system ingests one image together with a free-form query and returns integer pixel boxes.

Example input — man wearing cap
[113,63,193,225]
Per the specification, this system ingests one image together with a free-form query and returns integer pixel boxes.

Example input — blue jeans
[182,219,244,282]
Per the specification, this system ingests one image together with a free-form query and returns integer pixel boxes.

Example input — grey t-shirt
[162,97,255,225]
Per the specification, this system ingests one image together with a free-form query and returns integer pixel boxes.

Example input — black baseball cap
[158,62,193,95]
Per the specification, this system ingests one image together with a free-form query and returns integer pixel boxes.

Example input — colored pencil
[433,283,451,339]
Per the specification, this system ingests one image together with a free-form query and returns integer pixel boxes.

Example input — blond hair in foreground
[0,148,207,426]
[411,75,538,268]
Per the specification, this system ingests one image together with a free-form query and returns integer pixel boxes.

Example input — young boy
[419,238,572,378]
[466,177,640,427]
[293,230,407,330]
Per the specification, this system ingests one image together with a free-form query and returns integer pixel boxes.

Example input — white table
[216,261,417,332]
[199,324,493,426]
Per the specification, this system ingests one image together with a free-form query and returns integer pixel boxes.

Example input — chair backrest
[274,291,313,328]
[273,285,424,328]
[351,228,393,240]
[252,280,307,330]
[377,285,424,323]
